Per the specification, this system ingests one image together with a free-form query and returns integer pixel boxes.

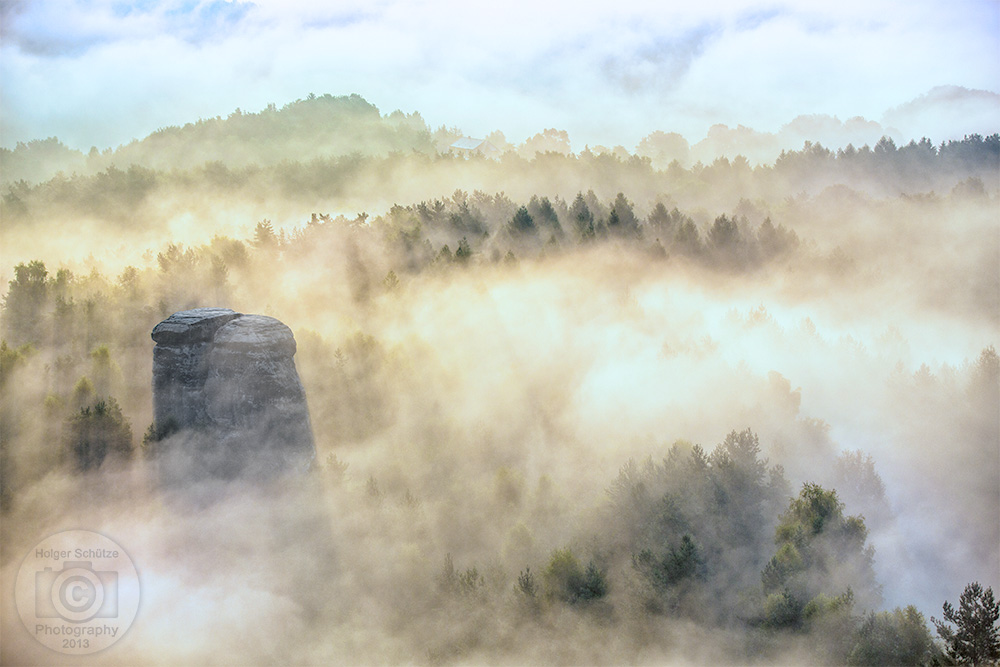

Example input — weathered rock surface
[151,307,315,482]
[152,307,241,430]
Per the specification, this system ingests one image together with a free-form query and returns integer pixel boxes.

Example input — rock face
[151,308,315,482]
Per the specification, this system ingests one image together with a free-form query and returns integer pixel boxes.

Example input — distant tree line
[2,123,995,228]
[2,90,996,193]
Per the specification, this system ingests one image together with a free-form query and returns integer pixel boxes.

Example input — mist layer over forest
[1,94,998,665]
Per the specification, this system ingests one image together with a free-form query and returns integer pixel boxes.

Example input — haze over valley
[1,1,998,664]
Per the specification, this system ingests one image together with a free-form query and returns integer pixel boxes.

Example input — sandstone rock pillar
[151,307,315,481]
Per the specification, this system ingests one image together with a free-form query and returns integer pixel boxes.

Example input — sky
[1,0,998,151]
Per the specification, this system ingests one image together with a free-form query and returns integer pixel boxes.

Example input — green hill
[1,94,433,185]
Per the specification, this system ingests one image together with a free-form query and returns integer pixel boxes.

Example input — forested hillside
[1,95,997,665]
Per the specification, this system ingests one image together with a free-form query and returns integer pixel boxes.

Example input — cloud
[166,0,255,44]
[1,1,122,57]
[0,0,997,150]
[883,86,1000,140]
[733,6,783,31]
[603,24,722,94]
[1,0,256,56]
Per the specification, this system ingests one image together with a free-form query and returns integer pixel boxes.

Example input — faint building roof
[450,137,500,156]
[452,137,486,150]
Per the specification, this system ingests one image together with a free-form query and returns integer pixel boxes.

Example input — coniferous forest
[1,94,999,665]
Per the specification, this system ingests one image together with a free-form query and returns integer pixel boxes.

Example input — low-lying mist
[1,130,997,664]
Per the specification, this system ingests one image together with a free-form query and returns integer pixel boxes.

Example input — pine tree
[67,397,133,471]
[455,237,472,264]
[569,193,594,240]
[932,583,1000,665]
[507,206,536,235]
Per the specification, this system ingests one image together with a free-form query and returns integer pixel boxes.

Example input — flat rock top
[151,308,242,344]
[214,315,296,356]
